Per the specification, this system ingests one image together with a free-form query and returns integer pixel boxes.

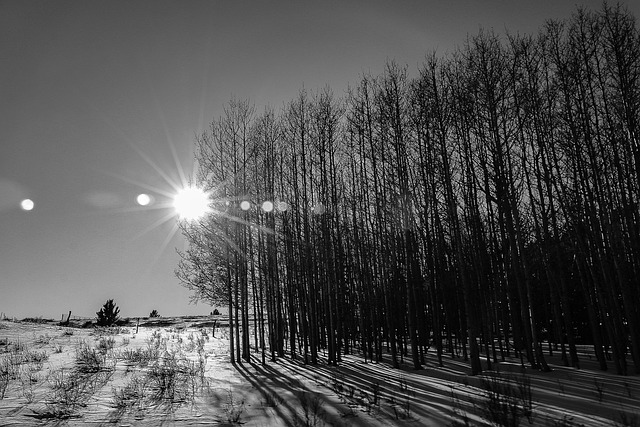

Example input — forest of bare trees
[176,4,640,376]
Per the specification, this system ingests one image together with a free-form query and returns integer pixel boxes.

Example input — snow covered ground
[0,317,638,426]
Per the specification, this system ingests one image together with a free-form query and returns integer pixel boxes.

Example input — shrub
[146,350,203,407]
[0,360,10,399]
[22,317,49,324]
[34,334,52,344]
[97,336,116,353]
[42,365,112,420]
[223,387,246,423]
[75,341,106,373]
[96,299,120,327]
[479,373,533,426]
[298,391,325,427]
[149,309,160,318]
[119,347,158,367]
[111,375,147,413]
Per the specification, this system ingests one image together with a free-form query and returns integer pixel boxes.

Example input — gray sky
[2,0,637,319]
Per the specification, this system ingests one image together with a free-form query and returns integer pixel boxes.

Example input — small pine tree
[212,308,220,315]
[149,309,160,318]
[96,299,120,326]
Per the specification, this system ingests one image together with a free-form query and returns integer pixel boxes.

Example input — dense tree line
[176,4,640,375]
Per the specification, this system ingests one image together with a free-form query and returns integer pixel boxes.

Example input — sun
[173,187,210,221]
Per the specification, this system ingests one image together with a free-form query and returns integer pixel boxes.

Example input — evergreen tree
[96,299,120,327]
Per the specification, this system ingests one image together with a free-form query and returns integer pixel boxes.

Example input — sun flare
[173,187,210,221]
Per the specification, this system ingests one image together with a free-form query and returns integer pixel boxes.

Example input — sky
[2,0,639,320]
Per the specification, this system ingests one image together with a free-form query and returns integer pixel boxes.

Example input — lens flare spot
[20,199,34,211]
[261,201,274,212]
[277,201,289,212]
[240,200,251,211]
[173,187,210,220]
[312,203,326,215]
[136,193,152,206]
